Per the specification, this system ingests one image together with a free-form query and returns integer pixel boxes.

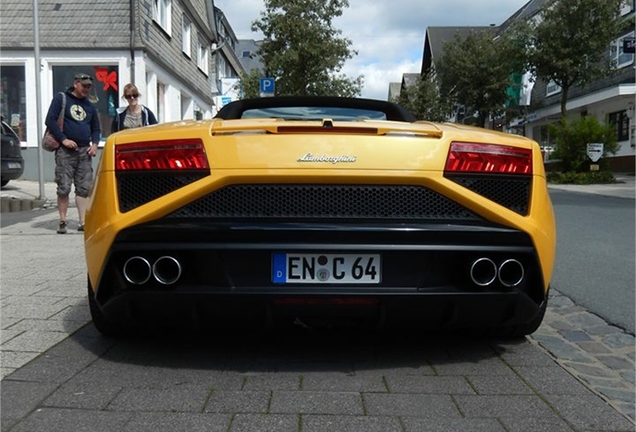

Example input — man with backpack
[44,74,100,234]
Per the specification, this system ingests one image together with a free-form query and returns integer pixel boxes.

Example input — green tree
[249,0,363,97]
[394,73,452,122]
[238,68,263,99]
[522,0,624,117]
[435,29,526,128]
[549,116,618,173]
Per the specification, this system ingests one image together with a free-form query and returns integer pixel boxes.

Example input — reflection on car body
[1,117,24,187]
[84,96,556,337]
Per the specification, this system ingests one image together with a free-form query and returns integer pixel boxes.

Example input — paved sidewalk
[547,174,635,200]
[1,176,634,431]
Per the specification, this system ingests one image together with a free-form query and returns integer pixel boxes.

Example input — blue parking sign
[259,77,275,96]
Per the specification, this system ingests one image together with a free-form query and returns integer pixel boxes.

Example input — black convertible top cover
[215,96,417,122]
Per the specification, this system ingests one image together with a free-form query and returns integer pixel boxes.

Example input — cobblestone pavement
[529,289,635,422]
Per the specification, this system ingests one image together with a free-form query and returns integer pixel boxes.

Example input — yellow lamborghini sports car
[84,97,556,336]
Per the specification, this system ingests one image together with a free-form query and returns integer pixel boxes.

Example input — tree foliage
[394,73,452,122]
[520,0,625,117]
[435,29,526,128]
[247,0,363,97]
[549,116,618,173]
[238,69,264,99]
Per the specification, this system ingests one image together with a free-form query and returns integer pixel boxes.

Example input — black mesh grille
[168,184,481,221]
[117,172,208,213]
[445,175,531,215]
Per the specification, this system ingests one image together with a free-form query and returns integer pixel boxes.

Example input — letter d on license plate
[273,253,381,284]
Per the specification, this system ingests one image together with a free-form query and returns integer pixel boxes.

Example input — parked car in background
[0,117,24,187]
[85,96,556,337]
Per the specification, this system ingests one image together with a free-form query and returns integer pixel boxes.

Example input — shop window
[1,65,27,141]
[52,65,119,139]
[608,110,630,141]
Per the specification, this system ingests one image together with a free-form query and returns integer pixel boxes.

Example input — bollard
[0,197,10,213]
[20,199,33,211]
[9,198,21,212]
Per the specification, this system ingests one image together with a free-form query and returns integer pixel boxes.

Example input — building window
[538,124,557,147]
[610,32,635,69]
[182,16,191,57]
[242,50,251,58]
[546,80,561,97]
[153,0,172,35]
[620,0,635,15]
[197,40,209,75]
[1,65,27,141]
[608,110,630,141]
[52,65,119,139]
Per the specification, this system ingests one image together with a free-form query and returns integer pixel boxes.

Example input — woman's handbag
[42,93,66,152]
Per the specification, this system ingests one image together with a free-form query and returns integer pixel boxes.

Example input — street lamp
[33,0,45,200]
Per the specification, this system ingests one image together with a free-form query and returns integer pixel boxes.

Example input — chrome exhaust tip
[498,259,524,287]
[123,256,152,285]
[470,257,497,287]
[152,256,182,285]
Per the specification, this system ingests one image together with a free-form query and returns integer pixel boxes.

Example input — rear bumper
[91,220,548,330]
[1,158,24,181]
[97,290,544,330]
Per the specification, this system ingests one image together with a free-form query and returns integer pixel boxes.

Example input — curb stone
[0,196,52,213]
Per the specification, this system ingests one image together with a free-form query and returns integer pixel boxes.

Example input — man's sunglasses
[124,94,139,100]
[80,84,92,89]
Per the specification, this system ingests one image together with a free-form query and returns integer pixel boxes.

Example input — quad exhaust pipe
[123,256,152,285]
[469,257,524,288]
[498,259,524,287]
[123,255,182,285]
[152,256,182,285]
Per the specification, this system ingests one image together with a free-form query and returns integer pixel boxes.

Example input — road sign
[259,77,275,97]
[587,143,604,162]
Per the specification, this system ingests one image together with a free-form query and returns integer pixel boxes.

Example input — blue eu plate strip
[272,253,286,283]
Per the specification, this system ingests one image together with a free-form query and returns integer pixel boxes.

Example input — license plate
[7,162,21,169]
[273,253,381,284]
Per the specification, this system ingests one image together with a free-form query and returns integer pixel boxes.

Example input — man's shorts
[55,146,94,197]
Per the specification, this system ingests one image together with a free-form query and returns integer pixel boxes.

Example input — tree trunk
[560,86,570,118]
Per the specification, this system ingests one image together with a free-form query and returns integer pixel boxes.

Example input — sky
[214,0,532,100]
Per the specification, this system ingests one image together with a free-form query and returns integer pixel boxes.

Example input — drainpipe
[129,0,136,83]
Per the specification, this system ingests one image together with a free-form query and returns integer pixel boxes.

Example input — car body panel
[85,97,556,334]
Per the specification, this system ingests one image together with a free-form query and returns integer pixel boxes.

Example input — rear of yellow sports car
[85,97,555,336]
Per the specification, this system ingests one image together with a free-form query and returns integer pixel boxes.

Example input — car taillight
[444,142,532,174]
[115,140,209,171]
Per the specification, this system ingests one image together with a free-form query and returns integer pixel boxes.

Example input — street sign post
[586,143,604,162]
[259,77,275,97]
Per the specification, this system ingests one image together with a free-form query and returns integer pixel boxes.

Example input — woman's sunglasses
[124,94,139,100]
